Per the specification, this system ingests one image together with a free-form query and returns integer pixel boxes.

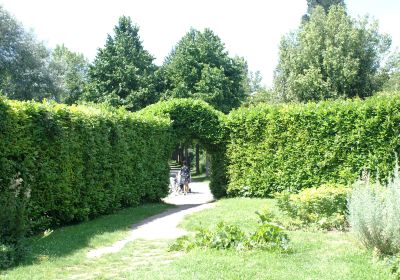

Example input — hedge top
[138,98,228,148]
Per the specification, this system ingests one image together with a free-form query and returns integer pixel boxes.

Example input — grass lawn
[0,198,392,279]
[0,203,172,280]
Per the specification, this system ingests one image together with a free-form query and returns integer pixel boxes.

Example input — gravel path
[87,181,214,258]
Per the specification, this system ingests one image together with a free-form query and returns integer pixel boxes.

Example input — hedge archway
[138,99,228,198]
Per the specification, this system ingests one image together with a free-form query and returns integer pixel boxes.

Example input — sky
[1,0,399,86]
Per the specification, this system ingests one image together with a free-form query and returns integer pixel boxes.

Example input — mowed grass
[1,198,392,280]
[0,203,173,280]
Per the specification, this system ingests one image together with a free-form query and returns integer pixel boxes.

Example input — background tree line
[1,1,400,113]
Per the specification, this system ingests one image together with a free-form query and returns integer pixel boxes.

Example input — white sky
[1,0,399,86]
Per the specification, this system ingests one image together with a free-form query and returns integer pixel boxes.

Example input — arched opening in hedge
[138,99,228,198]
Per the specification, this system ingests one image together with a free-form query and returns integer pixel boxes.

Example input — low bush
[275,183,349,230]
[348,169,400,255]
[170,210,289,252]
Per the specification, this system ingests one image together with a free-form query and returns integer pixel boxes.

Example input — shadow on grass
[20,203,174,266]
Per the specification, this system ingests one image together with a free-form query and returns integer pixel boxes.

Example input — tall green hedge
[226,94,400,197]
[139,99,229,197]
[0,98,173,234]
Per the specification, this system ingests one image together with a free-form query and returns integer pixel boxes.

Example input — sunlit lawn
[0,203,172,280]
[0,198,392,280]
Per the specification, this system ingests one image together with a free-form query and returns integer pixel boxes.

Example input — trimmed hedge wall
[226,95,400,197]
[139,99,229,198]
[0,98,173,233]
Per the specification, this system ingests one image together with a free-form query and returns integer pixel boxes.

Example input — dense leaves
[275,183,349,230]
[274,6,391,102]
[170,212,289,252]
[0,6,57,101]
[382,50,400,92]
[302,0,345,22]
[49,44,89,104]
[139,99,228,197]
[226,94,400,197]
[161,29,248,113]
[0,97,172,237]
[84,16,159,111]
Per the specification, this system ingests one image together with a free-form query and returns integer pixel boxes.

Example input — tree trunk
[178,145,184,165]
[184,146,189,163]
[205,152,210,177]
[195,144,200,175]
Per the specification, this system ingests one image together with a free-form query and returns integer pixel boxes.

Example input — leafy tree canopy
[0,5,56,101]
[49,44,89,104]
[84,16,159,111]
[307,0,345,13]
[382,50,400,92]
[162,28,248,113]
[274,5,391,102]
[302,0,345,22]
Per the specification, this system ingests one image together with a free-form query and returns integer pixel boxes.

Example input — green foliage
[139,99,228,198]
[0,97,173,240]
[170,211,289,252]
[0,174,28,269]
[49,44,89,104]
[162,28,248,113]
[307,0,345,12]
[275,5,391,102]
[84,16,159,111]
[348,167,400,255]
[275,184,349,230]
[382,50,400,92]
[170,222,246,252]
[386,255,400,279]
[226,94,400,197]
[0,6,57,101]
[242,88,277,106]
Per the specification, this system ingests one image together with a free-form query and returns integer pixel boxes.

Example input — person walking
[180,160,191,195]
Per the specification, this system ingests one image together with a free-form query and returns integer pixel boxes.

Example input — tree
[302,0,345,22]
[243,88,276,106]
[307,0,345,13]
[84,16,159,111]
[49,44,89,104]
[0,6,57,101]
[382,50,400,92]
[162,28,248,113]
[274,5,391,102]
[247,70,264,94]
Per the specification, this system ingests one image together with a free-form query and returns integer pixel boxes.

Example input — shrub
[0,174,28,269]
[348,169,400,255]
[275,183,349,230]
[380,254,400,279]
[170,210,289,252]
[226,94,400,197]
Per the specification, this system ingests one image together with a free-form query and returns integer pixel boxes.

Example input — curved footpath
[87,181,214,258]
